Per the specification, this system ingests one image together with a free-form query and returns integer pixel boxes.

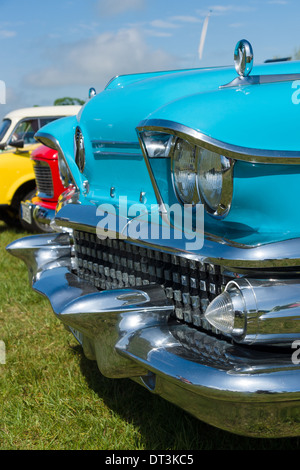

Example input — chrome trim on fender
[34,131,79,190]
[6,231,300,437]
[221,73,300,89]
[92,140,142,160]
[137,119,300,164]
[91,140,141,149]
[54,203,300,270]
[137,132,166,213]
[34,131,60,151]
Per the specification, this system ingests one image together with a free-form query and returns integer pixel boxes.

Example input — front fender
[34,115,84,190]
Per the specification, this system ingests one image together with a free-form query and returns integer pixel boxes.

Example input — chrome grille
[33,161,54,198]
[73,230,232,332]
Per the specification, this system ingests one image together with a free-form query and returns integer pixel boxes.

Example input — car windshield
[0,119,11,142]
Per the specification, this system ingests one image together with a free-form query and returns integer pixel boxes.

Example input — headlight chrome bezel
[138,124,235,219]
[57,151,73,188]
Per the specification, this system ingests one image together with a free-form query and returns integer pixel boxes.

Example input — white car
[0,105,81,150]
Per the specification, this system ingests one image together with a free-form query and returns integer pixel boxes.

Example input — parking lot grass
[0,221,300,450]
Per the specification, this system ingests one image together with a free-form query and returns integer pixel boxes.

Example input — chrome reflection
[6,232,300,437]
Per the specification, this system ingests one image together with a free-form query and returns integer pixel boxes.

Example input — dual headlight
[139,130,233,218]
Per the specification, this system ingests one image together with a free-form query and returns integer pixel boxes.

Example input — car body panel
[39,62,300,246]
[0,144,38,204]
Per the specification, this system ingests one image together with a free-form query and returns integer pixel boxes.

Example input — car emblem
[234,39,253,77]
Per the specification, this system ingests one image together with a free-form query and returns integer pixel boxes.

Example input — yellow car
[0,105,80,226]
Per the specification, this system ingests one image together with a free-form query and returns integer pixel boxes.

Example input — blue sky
[0,0,299,118]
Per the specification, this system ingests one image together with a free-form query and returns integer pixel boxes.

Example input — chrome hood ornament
[221,38,300,88]
[234,39,253,77]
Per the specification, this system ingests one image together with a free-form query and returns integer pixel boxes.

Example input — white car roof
[4,105,81,120]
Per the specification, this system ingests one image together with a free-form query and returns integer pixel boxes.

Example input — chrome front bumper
[6,231,300,438]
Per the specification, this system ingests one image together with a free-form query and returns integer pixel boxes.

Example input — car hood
[76,61,300,154]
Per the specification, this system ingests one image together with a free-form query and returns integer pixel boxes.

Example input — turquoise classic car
[7,40,300,437]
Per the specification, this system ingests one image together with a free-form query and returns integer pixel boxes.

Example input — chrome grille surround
[73,229,232,333]
[33,160,54,198]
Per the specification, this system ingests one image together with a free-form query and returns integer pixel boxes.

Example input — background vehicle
[20,145,66,232]
[0,105,80,226]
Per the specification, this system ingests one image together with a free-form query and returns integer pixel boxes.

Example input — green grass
[0,221,300,450]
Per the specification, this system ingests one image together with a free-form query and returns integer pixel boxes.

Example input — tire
[0,207,20,227]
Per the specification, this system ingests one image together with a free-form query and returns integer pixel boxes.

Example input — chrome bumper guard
[21,200,55,231]
[6,232,300,438]
[33,204,55,228]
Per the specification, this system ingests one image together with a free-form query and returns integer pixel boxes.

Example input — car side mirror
[0,142,6,150]
[8,138,24,149]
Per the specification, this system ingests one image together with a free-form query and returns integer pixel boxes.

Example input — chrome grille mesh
[73,230,232,332]
[33,161,54,198]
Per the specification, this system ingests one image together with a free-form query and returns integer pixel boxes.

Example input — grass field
[0,221,300,450]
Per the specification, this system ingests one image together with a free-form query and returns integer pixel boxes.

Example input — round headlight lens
[197,149,231,213]
[172,138,198,205]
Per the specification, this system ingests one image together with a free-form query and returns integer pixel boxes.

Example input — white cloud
[96,0,145,16]
[146,15,202,38]
[150,19,179,29]
[199,4,255,15]
[0,30,16,38]
[170,16,203,24]
[267,0,288,4]
[145,30,173,38]
[24,28,177,89]
[229,22,244,28]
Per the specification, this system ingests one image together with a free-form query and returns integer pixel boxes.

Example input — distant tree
[54,97,85,106]
[294,48,300,61]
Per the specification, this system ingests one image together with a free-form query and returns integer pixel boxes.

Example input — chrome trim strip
[137,132,166,213]
[91,140,141,149]
[221,73,300,89]
[54,203,300,269]
[137,119,300,164]
[6,232,300,437]
[93,151,142,158]
[34,131,60,151]
[92,141,142,159]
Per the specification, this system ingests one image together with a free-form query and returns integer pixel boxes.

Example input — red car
[20,144,65,232]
